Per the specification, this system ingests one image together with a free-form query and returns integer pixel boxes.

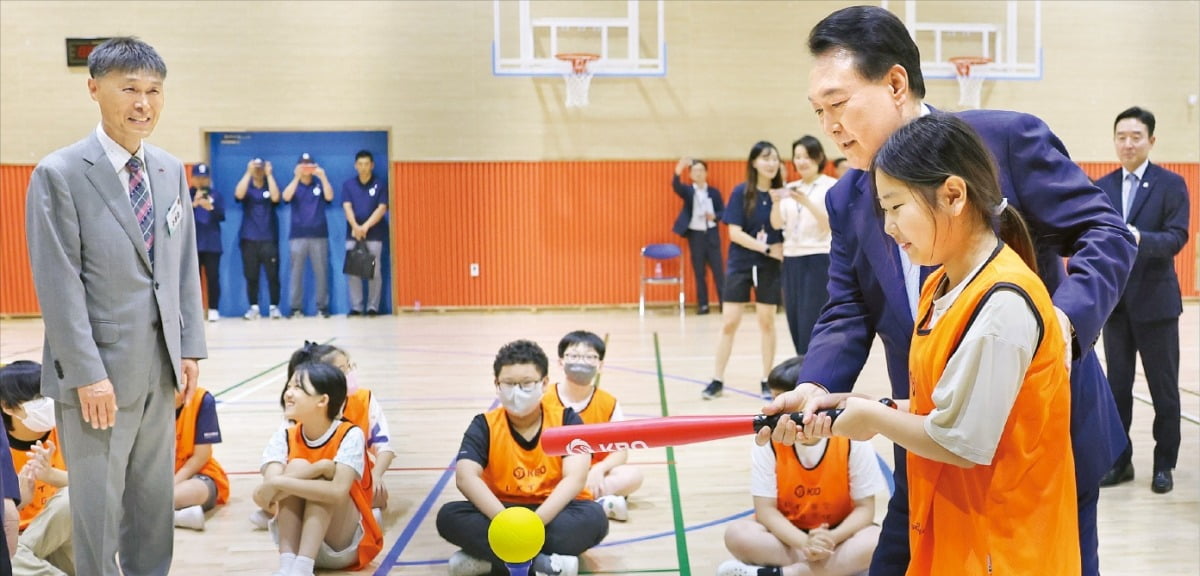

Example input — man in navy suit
[1096,106,1190,495]
[672,157,725,314]
[758,7,1135,576]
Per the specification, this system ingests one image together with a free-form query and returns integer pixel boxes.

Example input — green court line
[653,332,690,574]
[212,337,335,398]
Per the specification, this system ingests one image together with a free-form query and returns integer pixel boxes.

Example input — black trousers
[1102,310,1181,471]
[782,253,830,355]
[436,500,608,571]
[198,251,221,311]
[240,240,280,306]
[685,228,723,307]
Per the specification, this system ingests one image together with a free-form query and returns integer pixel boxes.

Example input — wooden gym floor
[0,303,1196,575]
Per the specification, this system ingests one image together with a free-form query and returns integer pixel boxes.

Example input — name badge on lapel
[166,195,184,236]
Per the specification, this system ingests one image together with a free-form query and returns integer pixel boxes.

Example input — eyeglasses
[497,379,543,392]
[563,353,600,363]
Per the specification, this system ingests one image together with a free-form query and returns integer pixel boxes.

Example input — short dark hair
[691,159,708,170]
[871,113,1037,273]
[290,361,348,421]
[792,135,829,172]
[284,342,346,409]
[557,331,606,360]
[833,157,848,168]
[88,36,167,79]
[493,340,548,379]
[808,6,925,99]
[1114,106,1156,137]
[355,150,374,163]
[767,356,805,394]
[0,360,43,431]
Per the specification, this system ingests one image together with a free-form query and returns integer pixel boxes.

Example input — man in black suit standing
[671,157,725,315]
[1096,106,1191,494]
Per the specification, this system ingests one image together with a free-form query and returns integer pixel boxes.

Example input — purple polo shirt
[238,181,277,242]
[341,175,388,242]
[288,178,330,239]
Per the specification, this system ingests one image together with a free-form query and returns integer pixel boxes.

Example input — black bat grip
[752,409,843,433]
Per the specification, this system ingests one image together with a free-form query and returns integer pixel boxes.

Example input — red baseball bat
[541,410,842,456]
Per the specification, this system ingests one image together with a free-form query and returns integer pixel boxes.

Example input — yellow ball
[487,506,546,563]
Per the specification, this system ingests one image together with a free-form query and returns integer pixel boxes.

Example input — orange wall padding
[2,161,1198,315]
[0,165,37,316]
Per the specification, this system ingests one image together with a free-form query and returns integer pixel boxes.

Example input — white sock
[278,553,296,572]
[290,556,316,576]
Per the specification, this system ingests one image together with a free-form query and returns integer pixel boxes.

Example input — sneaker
[366,310,379,317]
[173,505,205,530]
[533,553,578,576]
[243,306,260,320]
[702,380,724,400]
[319,308,330,318]
[717,559,772,576]
[290,309,303,319]
[760,379,772,401]
[207,309,219,322]
[348,310,362,317]
[597,494,628,522]
[447,550,492,576]
[248,508,270,531]
[269,305,282,319]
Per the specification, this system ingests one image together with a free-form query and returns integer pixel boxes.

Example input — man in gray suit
[24,37,207,576]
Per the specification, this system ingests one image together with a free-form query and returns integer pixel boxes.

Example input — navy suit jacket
[798,109,1136,489]
[1096,162,1190,321]
[671,174,724,237]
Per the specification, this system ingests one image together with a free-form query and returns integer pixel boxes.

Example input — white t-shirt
[261,421,365,479]
[689,185,716,231]
[922,261,1040,466]
[750,438,889,500]
[780,174,836,257]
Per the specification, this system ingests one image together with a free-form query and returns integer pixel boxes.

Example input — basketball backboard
[492,0,666,77]
[884,0,1043,81]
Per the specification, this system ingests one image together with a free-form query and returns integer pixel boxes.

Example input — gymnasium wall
[0,1,1197,164]
[2,1,1198,314]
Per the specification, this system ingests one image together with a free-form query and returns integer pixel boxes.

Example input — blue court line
[388,508,755,566]
[374,398,500,575]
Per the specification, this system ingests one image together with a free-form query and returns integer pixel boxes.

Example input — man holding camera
[190,163,224,322]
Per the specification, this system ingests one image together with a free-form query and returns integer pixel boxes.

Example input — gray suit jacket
[26,132,207,407]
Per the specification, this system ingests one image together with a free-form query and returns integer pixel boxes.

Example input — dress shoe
[1099,461,1134,487]
[697,305,710,315]
[1151,469,1174,494]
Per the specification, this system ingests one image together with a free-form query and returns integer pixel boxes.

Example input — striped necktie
[127,155,155,260]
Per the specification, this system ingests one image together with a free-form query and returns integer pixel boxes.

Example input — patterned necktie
[1124,173,1139,222]
[127,155,155,259]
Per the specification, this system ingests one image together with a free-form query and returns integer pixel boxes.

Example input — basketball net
[950,57,992,110]
[557,53,598,108]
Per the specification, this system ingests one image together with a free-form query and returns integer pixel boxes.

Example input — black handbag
[343,240,376,279]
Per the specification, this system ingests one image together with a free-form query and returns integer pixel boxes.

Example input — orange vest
[9,428,66,531]
[341,389,372,445]
[286,420,383,570]
[480,406,592,504]
[174,387,230,505]
[907,246,1079,575]
[542,383,618,464]
[774,436,855,530]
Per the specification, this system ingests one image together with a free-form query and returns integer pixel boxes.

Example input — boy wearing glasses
[436,340,608,576]
[543,331,643,522]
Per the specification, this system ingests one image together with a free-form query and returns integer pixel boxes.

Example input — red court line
[224,460,673,476]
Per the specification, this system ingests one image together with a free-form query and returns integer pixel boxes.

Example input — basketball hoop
[949,56,992,110]
[555,53,599,108]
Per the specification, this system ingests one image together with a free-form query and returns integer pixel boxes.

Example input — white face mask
[20,397,56,433]
[498,382,544,417]
[345,369,360,395]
